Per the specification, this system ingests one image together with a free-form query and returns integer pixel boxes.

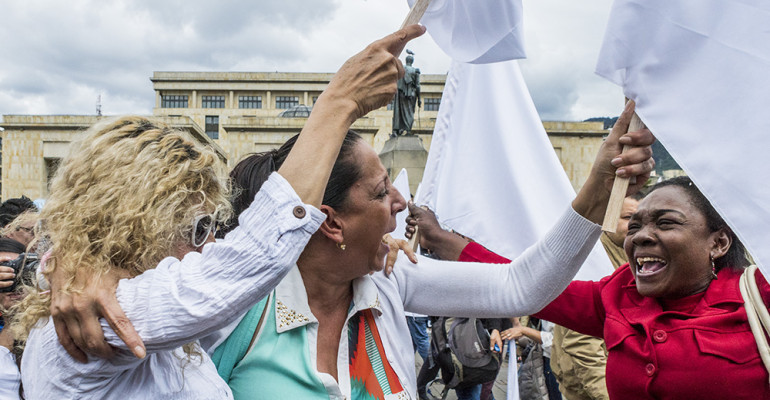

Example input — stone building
[0,71,606,201]
[0,115,224,200]
[149,71,447,167]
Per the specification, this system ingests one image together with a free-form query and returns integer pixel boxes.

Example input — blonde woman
[16,25,425,399]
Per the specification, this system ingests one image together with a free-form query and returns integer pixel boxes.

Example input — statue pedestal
[378,134,428,196]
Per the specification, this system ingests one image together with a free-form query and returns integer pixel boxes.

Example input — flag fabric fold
[596,0,770,277]
[507,342,518,398]
[415,59,613,282]
[406,0,526,63]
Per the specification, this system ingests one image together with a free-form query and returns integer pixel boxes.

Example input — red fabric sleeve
[458,242,511,264]
[533,279,607,338]
[458,241,607,338]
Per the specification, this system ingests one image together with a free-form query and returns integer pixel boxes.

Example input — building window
[424,97,441,111]
[202,96,225,108]
[312,96,319,106]
[205,116,219,139]
[161,95,188,108]
[239,96,262,109]
[275,96,299,109]
[45,158,61,195]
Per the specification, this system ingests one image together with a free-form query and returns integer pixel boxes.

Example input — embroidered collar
[274,265,384,333]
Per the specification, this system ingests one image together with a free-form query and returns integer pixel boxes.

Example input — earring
[337,242,346,251]
[710,255,718,280]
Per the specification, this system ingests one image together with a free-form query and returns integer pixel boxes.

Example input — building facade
[150,71,447,167]
[0,71,607,201]
[0,115,224,200]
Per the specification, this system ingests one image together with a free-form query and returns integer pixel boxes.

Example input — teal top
[211,265,411,400]
[213,295,329,399]
[212,294,408,400]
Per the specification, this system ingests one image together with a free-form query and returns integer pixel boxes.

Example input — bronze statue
[391,50,421,137]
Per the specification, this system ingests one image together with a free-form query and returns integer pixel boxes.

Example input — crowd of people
[0,195,39,398]
[0,23,763,400]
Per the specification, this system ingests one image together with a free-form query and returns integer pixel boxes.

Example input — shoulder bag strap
[739,264,770,380]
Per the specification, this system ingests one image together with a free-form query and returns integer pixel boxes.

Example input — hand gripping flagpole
[602,101,645,232]
[407,205,430,252]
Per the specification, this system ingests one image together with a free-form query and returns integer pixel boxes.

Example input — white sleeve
[0,347,20,400]
[391,206,602,318]
[101,172,325,353]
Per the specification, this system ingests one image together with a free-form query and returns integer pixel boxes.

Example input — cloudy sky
[0,0,623,121]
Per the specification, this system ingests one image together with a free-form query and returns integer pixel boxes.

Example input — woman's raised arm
[47,25,426,362]
[278,24,426,207]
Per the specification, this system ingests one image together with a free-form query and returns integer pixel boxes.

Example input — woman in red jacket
[410,176,766,399]
[535,176,767,399]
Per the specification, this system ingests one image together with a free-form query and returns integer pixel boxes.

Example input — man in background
[0,197,38,250]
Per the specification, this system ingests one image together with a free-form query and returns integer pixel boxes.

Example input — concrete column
[155,91,161,108]
[303,92,309,106]
[229,91,235,109]
[266,91,272,109]
[192,90,197,108]
[378,135,428,195]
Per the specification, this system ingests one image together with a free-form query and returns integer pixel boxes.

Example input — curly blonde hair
[1,211,38,236]
[14,116,231,346]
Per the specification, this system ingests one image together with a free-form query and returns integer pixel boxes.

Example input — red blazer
[460,242,770,399]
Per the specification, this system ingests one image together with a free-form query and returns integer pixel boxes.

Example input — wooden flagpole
[401,0,432,29]
[602,103,645,232]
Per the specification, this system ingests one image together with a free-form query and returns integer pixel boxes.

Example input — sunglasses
[191,212,219,248]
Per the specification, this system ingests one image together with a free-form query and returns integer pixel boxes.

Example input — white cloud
[0,0,624,121]
[519,0,623,120]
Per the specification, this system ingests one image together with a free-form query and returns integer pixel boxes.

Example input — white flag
[415,60,613,282]
[406,0,525,63]
[596,0,770,277]
[507,342,519,399]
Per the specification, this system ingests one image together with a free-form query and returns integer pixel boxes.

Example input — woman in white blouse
[195,102,656,399]
[14,25,427,399]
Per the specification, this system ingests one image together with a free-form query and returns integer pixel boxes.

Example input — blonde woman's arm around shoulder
[47,26,426,363]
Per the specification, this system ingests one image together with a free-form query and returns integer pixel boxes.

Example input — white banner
[596,0,770,277]
[406,0,525,63]
[416,59,613,282]
[507,341,519,400]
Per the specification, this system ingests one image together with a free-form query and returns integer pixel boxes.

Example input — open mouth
[636,256,667,276]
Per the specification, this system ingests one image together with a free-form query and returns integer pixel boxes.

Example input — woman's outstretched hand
[278,24,426,207]
[325,24,428,123]
[382,234,417,276]
[405,203,470,261]
[573,100,656,224]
